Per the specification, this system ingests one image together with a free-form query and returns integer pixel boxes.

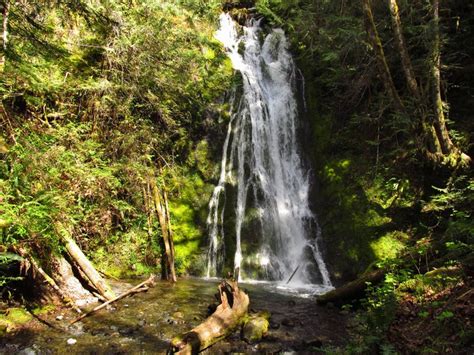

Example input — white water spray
[207,13,332,292]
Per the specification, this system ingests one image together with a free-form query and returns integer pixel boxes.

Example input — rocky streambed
[1,278,350,354]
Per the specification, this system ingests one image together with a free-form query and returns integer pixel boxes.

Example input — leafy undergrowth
[0,0,230,289]
[342,256,473,354]
[388,277,473,353]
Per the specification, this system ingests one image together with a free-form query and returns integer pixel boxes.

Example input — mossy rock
[0,317,13,336]
[32,304,56,316]
[0,308,32,335]
[6,307,33,324]
[242,311,270,344]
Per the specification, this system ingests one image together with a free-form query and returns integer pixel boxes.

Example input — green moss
[366,209,392,227]
[32,304,56,316]
[168,170,215,275]
[371,231,408,260]
[188,140,217,180]
[5,308,32,324]
[0,317,13,336]
[91,228,160,278]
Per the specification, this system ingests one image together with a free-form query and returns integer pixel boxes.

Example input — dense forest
[1,0,472,353]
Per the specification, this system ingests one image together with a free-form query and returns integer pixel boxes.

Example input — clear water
[207,13,333,292]
[0,278,347,354]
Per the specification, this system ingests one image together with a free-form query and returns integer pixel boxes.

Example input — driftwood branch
[170,280,249,354]
[70,274,156,324]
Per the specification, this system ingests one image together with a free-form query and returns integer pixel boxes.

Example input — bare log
[170,280,249,354]
[55,222,116,301]
[51,256,99,306]
[71,274,156,324]
[317,269,386,305]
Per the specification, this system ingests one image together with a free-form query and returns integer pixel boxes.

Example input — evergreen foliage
[1,0,231,281]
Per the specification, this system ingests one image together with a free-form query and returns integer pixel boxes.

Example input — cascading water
[207,13,333,293]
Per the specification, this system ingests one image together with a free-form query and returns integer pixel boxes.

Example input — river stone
[242,315,269,344]
[18,347,37,355]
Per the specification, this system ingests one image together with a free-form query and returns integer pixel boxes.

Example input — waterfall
[207,13,332,292]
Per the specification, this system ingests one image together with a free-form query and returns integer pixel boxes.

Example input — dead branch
[70,274,156,325]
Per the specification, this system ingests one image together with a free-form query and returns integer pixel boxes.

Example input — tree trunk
[170,280,249,354]
[150,178,177,282]
[387,0,443,158]
[388,0,420,101]
[51,255,98,308]
[429,0,471,165]
[1,0,9,72]
[56,223,116,301]
[163,189,176,275]
[363,0,404,111]
[14,247,84,313]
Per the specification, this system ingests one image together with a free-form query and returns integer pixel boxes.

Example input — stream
[1,278,349,354]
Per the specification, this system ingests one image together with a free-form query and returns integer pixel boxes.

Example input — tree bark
[170,280,249,354]
[51,255,98,308]
[56,223,116,301]
[150,178,177,282]
[1,0,9,71]
[429,0,470,164]
[388,0,420,101]
[387,0,443,158]
[163,189,176,275]
[363,0,404,111]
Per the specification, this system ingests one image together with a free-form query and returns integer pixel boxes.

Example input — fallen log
[51,256,98,308]
[55,222,116,301]
[170,280,249,354]
[70,274,156,324]
[317,269,386,305]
